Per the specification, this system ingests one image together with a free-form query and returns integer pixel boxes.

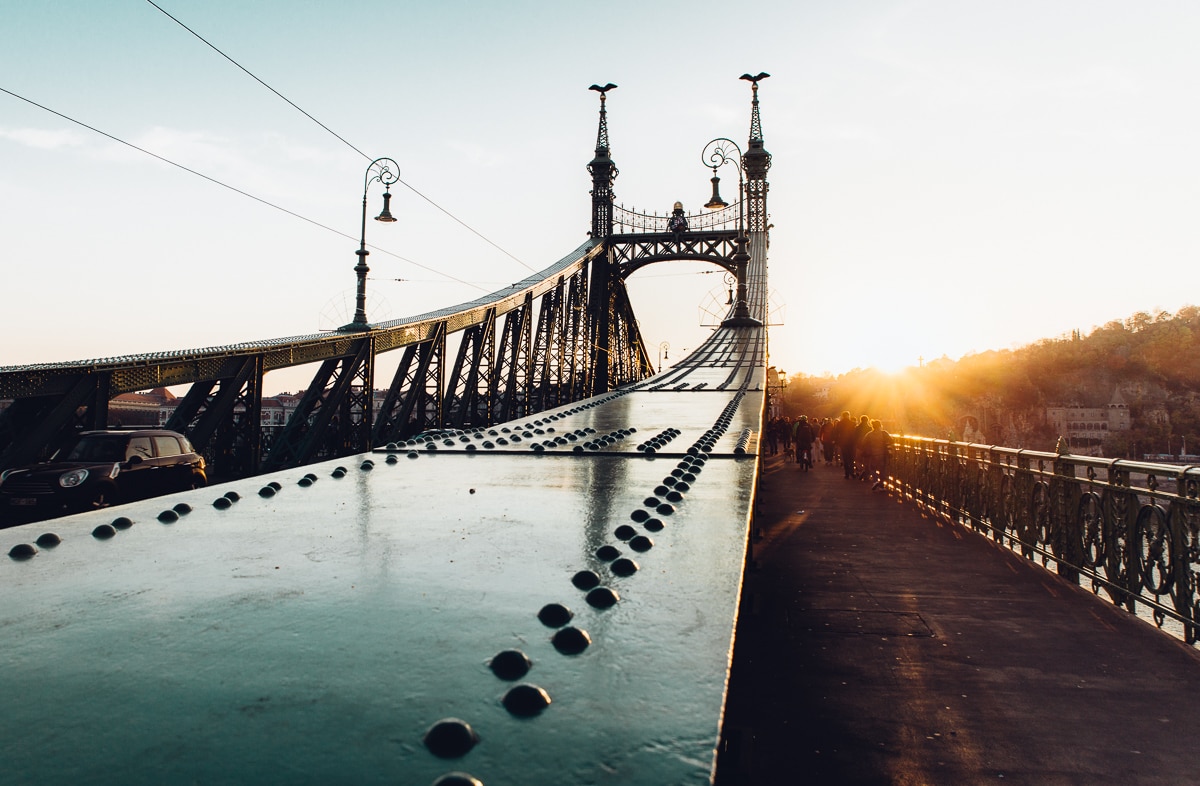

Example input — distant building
[112,387,177,427]
[158,390,306,428]
[1045,388,1131,455]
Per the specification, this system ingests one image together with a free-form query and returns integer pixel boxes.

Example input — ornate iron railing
[886,436,1200,645]
[612,202,741,234]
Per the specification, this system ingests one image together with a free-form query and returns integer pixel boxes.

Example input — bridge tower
[586,84,650,395]
[741,73,772,236]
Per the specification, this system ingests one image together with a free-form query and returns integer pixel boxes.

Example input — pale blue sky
[3,1,1198,391]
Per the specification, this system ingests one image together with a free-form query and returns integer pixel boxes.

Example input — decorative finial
[740,73,770,143]
[1055,436,1070,456]
[588,83,617,153]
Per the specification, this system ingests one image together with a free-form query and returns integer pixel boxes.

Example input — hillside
[783,306,1200,458]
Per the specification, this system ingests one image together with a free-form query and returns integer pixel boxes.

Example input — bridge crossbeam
[610,229,742,278]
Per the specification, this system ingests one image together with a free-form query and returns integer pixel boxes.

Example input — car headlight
[59,468,90,488]
[0,468,13,484]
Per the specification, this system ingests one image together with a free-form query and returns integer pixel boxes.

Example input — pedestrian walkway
[715,455,1200,785]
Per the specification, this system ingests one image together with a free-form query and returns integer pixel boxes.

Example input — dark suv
[0,429,207,524]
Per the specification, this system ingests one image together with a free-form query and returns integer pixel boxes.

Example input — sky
[3,1,1199,393]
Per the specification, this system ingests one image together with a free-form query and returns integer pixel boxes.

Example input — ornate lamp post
[658,341,670,373]
[701,139,760,327]
[345,157,399,331]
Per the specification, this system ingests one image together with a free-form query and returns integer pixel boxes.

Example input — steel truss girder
[165,355,264,480]
[609,283,654,383]
[0,374,110,470]
[262,336,374,471]
[0,242,635,480]
[588,245,651,396]
[561,268,591,402]
[530,278,565,413]
[444,310,497,431]
[492,294,534,423]
[610,230,741,278]
[374,323,447,443]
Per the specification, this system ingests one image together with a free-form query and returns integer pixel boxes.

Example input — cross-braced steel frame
[0,238,650,479]
[0,76,771,483]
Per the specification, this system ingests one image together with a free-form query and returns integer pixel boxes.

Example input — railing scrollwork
[887,435,1200,646]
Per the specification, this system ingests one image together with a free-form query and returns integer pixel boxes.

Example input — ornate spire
[587,83,618,239]
[741,72,769,143]
[590,83,616,154]
[739,73,771,234]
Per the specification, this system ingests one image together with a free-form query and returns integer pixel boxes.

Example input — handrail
[612,202,742,234]
[0,239,604,398]
[886,435,1200,645]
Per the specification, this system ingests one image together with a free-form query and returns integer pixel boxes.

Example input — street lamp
[345,157,400,331]
[701,139,760,327]
[658,341,670,373]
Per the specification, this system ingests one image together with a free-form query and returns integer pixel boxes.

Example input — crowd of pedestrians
[765,411,891,490]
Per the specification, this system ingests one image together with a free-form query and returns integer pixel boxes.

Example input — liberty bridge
[7,73,1200,785]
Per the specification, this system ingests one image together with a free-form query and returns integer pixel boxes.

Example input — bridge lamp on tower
[701,138,758,327]
[658,341,670,373]
[344,157,400,331]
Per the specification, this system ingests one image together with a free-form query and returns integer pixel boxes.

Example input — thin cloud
[0,126,87,149]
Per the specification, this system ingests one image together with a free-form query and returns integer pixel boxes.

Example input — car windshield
[63,436,127,462]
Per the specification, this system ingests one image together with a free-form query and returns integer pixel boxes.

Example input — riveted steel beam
[444,310,497,431]
[261,336,374,471]
[0,373,111,469]
[610,229,741,279]
[374,322,446,442]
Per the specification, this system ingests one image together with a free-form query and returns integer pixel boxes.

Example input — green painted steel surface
[2,385,760,785]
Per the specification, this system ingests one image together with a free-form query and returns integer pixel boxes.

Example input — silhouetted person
[818,417,835,465]
[852,415,872,479]
[793,415,815,471]
[668,201,688,240]
[832,411,857,478]
[859,419,891,490]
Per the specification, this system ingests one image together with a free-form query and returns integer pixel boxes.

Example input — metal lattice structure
[0,77,772,484]
[0,241,625,479]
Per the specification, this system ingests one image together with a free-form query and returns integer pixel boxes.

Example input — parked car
[0,429,207,524]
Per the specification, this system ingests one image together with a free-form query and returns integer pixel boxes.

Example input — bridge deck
[718,454,1200,785]
[2,370,763,785]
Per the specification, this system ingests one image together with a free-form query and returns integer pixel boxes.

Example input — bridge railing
[886,436,1200,645]
[612,202,741,234]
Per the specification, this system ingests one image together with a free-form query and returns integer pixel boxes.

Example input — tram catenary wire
[143,0,536,274]
[0,85,490,294]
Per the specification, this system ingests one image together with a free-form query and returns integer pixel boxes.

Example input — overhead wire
[0,85,489,293]
[144,0,538,274]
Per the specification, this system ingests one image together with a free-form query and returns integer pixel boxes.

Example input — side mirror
[123,455,144,469]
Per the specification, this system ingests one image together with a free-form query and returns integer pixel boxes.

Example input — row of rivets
[574,428,635,453]
[382,393,636,455]
[9,439,434,560]
[637,427,681,454]
[419,397,649,784]
[734,428,752,455]
[681,391,745,455]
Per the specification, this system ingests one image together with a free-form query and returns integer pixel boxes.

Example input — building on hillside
[1044,388,1131,455]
